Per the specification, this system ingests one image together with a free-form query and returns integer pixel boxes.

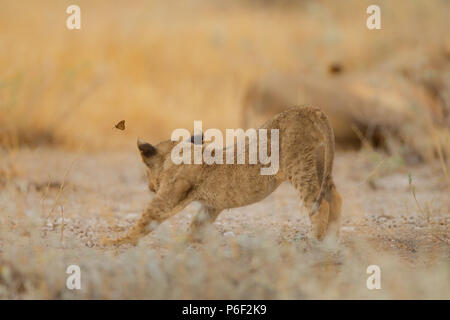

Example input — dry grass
[0,0,449,299]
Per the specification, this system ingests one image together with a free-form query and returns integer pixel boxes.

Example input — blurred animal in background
[242,48,450,163]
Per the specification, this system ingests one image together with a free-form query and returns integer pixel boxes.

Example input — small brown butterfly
[113,120,126,131]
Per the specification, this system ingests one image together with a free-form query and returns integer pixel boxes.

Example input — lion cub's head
[137,134,203,192]
[137,138,173,192]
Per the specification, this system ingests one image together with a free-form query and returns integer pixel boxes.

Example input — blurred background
[1,0,448,153]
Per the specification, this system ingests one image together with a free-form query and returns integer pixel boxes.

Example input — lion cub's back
[261,106,324,143]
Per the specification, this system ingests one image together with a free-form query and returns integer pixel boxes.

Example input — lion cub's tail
[310,108,335,215]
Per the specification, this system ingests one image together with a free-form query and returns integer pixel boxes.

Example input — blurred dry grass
[1,0,448,149]
[1,224,448,299]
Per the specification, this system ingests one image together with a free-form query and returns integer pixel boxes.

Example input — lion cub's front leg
[103,179,192,246]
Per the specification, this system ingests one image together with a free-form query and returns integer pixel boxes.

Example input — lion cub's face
[137,135,203,192]
[137,139,175,193]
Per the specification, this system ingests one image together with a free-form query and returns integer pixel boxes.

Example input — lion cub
[104,106,342,246]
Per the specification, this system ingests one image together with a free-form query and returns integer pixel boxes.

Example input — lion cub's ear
[137,139,157,157]
[190,133,204,145]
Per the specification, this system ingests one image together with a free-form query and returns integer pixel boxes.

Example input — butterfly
[113,120,126,131]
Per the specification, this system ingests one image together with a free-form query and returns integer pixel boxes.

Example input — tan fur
[103,106,342,246]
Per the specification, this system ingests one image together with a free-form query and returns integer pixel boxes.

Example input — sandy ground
[0,148,449,299]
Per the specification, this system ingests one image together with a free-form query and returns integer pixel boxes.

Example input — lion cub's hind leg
[186,205,221,243]
[324,183,342,243]
[287,151,330,242]
[312,145,342,245]
[309,198,330,242]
